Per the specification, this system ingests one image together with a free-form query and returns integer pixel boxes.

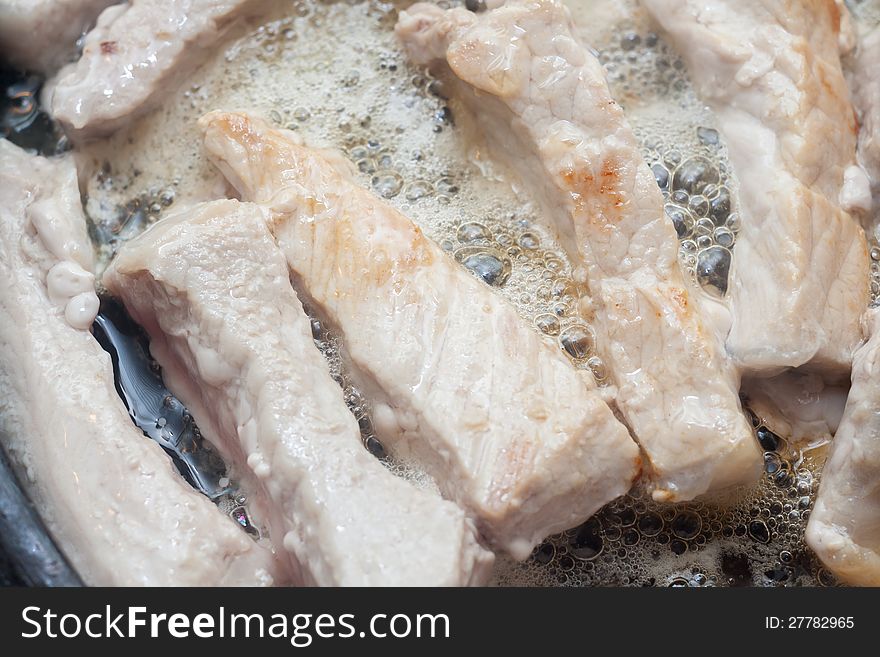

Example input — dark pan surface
[0,447,81,587]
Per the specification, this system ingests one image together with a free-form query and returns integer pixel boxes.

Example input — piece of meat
[49,0,263,140]
[104,198,494,586]
[0,0,118,74]
[834,0,858,56]
[0,139,278,586]
[395,0,760,502]
[742,372,846,449]
[199,111,641,559]
[806,308,880,586]
[641,0,870,376]
[852,25,880,213]
[809,21,880,587]
[562,0,630,48]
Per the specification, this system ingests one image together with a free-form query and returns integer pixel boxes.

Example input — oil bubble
[457,222,490,243]
[673,156,720,194]
[560,324,596,360]
[637,511,663,536]
[696,246,731,297]
[404,179,433,201]
[570,518,603,560]
[456,247,511,287]
[587,356,608,382]
[536,313,561,336]
[748,520,771,544]
[518,232,540,250]
[665,204,694,238]
[671,510,702,540]
[696,126,719,145]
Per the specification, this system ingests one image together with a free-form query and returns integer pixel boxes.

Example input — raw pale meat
[641,0,870,376]
[395,0,760,502]
[104,198,494,586]
[0,139,278,586]
[50,0,263,140]
[807,308,880,586]
[852,25,880,212]
[742,372,846,449]
[808,21,880,587]
[0,0,118,74]
[199,110,641,559]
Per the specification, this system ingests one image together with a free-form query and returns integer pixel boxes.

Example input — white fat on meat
[6,138,100,330]
[199,110,642,559]
[641,0,870,376]
[395,0,760,502]
[0,139,278,586]
[807,308,880,586]
[103,198,494,586]
[49,0,264,140]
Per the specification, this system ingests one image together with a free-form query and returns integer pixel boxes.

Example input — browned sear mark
[562,157,627,223]
[100,41,118,55]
